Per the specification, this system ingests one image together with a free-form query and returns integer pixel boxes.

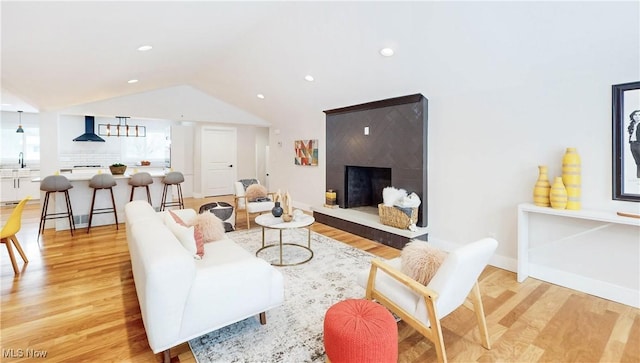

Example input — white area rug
[188,227,377,362]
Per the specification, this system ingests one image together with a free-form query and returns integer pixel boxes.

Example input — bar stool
[160,171,185,211]
[38,175,76,240]
[129,172,153,205]
[87,174,118,233]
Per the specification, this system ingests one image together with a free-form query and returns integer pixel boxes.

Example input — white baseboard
[427,236,517,273]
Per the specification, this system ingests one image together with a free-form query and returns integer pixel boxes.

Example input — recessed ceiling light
[137,45,153,51]
[304,75,314,82]
[257,94,265,99]
[128,79,139,84]
[380,48,394,57]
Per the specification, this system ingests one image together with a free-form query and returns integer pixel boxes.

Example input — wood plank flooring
[1,196,638,362]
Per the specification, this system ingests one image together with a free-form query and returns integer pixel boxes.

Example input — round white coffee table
[254,213,315,266]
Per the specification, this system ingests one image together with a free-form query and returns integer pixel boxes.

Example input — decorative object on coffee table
[282,214,293,222]
[282,191,293,215]
[272,202,284,217]
[109,163,127,175]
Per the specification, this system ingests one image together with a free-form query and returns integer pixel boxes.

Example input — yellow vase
[562,147,581,210]
[533,165,550,207]
[550,177,568,209]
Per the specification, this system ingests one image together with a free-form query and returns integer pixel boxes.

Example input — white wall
[266,2,640,268]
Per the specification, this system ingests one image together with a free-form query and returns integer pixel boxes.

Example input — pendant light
[16,111,24,133]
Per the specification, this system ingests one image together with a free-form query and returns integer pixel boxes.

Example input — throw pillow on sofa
[165,210,205,259]
[400,241,447,285]
[245,184,268,202]
[190,212,226,242]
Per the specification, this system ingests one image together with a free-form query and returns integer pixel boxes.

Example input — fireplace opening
[344,166,392,208]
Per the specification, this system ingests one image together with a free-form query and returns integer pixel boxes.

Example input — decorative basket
[109,165,127,175]
[378,203,418,229]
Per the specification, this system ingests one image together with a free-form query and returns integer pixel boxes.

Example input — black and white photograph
[612,81,640,201]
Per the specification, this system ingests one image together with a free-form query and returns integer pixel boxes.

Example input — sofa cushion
[166,211,204,259]
[190,212,226,242]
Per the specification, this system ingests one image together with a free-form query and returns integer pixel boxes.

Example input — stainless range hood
[73,116,105,142]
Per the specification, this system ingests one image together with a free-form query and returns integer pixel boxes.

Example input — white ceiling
[1,1,445,122]
[2,1,634,124]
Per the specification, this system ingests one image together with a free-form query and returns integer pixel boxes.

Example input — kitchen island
[34,169,174,231]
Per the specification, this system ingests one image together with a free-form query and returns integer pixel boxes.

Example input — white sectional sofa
[124,201,285,361]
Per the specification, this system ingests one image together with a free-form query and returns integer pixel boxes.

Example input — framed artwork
[612,81,640,202]
[294,139,318,166]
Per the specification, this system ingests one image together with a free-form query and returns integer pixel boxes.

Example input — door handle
[228,165,233,168]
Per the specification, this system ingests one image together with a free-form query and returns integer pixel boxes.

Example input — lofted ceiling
[1,1,448,123]
[2,1,632,125]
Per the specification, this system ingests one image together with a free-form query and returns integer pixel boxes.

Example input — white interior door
[201,127,237,196]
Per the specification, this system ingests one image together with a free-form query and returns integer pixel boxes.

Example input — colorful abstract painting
[294,139,318,166]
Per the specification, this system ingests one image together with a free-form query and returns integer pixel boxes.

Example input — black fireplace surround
[317,94,428,246]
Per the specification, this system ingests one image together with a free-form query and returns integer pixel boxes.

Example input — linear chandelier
[98,116,146,137]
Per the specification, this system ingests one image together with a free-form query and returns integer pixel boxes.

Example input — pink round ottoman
[323,299,398,363]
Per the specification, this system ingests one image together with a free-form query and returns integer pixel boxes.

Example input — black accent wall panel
[324,94,428,227]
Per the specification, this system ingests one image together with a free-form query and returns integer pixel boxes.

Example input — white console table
[517,203,640,308]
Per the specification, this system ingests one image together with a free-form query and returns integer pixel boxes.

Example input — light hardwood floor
[1,196,639,362]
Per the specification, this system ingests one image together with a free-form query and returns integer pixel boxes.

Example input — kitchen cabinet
[0,169,39,203]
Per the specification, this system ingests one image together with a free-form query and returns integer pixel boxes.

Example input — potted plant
[109,163,127,175]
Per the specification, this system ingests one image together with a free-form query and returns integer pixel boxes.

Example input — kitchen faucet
[18,152,25,168]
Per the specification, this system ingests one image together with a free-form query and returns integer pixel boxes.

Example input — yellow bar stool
[87,174,119,233]
[160,171,185,211]
[38,175,76,240]
[1,196,31,275]
[129,172,153,205]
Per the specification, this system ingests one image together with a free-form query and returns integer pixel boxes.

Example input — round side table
[254,213,314,266]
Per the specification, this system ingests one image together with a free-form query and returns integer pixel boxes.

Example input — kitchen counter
[40,170,173,231]
[32,169,168,182]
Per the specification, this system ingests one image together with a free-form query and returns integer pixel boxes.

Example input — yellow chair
[1,196,31,275]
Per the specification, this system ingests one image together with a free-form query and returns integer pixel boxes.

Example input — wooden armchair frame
[365,258,491,363]
[233,190,276,229]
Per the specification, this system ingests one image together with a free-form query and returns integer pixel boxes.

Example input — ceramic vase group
[533,148,581,210]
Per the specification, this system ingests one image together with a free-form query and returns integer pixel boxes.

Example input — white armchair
[358,238,498,363]
[234,180,275,229]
